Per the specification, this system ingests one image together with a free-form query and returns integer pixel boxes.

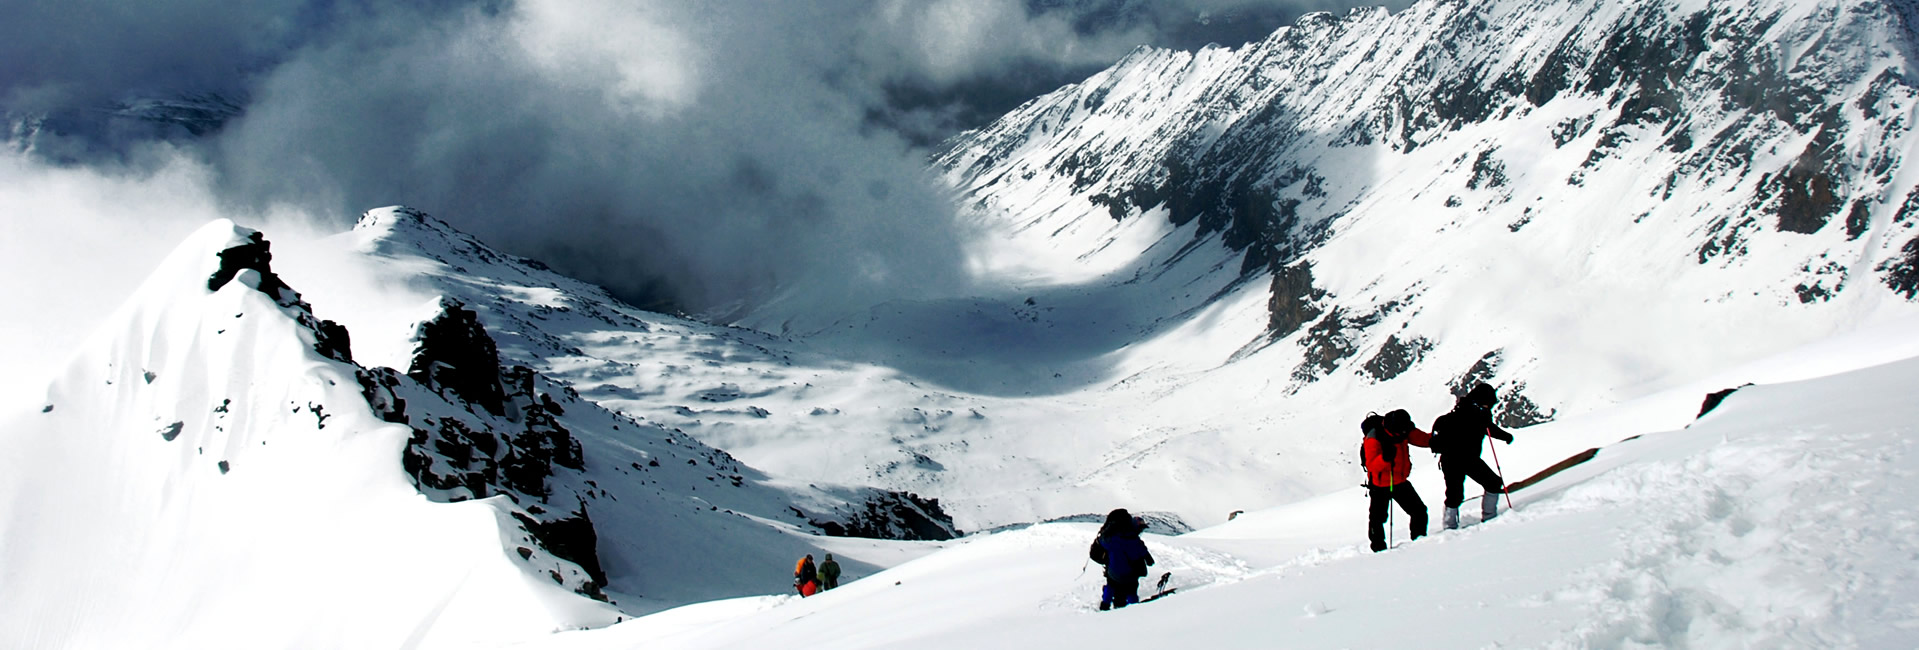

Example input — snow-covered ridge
[934,0,1919,422]
[0,220,619,648]
[0,218,975,648]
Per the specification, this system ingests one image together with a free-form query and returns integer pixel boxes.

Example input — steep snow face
[934,0,1919,422]
[0,221,620,649]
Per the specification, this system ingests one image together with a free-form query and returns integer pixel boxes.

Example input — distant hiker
[1361,409,1432,552]
[1430,382,1517,529]
[819,554,841,590]
[1089,509,1154,610]
[794,554,819,597]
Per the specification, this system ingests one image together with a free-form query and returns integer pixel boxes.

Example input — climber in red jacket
[1361,409,1432,552]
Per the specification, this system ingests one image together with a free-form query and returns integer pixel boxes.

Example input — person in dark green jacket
[820,554,841,590]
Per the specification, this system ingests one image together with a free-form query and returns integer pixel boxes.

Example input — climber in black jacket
[1429,382,1515,529]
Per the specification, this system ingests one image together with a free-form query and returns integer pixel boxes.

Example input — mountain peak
[354,204,434,230]
[349,204,562,279]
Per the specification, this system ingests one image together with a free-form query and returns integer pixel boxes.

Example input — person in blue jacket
[1090,509,1154,610]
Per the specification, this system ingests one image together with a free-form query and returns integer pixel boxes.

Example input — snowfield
[525,332,1919,649]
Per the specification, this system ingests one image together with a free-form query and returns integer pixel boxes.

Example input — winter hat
[824,554,832,561]
[1360,413,1385,435]
[1467,382,1497,408]
[1383,409,1414,434]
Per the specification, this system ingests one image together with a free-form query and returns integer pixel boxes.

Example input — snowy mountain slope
[273,211,968,608]
[275,0,1919,544]
[522,329,1919,650]
[0,219,976,647]
[285,207,1251,531]
[298,206,1474,534]
[932,0,1919,422]
[359,295,959,612]
[0,221,620,648]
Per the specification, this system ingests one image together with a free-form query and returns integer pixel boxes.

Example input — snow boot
[1443,506,1460,530]
[1481,493,1499,522]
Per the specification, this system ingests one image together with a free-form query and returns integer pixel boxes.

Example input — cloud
[206,0,978,320]
[0,147,306,413]
[3,0,1414,323]
[0,0,299,110]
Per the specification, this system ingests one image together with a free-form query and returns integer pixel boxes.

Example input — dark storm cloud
[1,0,297,109]
[3,0,1410,320]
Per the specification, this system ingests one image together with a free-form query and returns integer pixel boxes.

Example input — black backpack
[1089,539,1107,565]
[1359,413,1386,484]
[1430,409,1464,455]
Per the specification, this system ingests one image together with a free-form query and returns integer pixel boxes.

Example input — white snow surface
[6,215,1917,648]
[0,221,622,649]
[521,333,1919,649]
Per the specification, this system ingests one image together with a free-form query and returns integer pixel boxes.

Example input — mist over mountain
[1,0,1406,320]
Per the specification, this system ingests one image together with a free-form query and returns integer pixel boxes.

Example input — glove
[1497,433,1514,444]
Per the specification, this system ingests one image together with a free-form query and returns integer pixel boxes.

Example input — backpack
[1430,409,1465,455]
[1359,412,1385,485]
[1090,539,1108,565]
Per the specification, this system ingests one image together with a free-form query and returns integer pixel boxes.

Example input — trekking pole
[1387,483,1395,549]
[1487,438,1516,511]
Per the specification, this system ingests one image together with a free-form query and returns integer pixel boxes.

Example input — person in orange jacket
[1361,409,1432,552]
[794,554,819,597]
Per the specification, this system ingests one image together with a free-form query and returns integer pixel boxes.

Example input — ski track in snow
[1537,422,1919,648]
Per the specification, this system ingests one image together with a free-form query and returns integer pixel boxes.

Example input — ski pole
[1487,437,1516,511]
[1387,482,1395,549]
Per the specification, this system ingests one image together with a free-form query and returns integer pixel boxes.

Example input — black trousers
[1367,483,1427,552]
[1106,574,1141,608]
[1441,455,1505,508]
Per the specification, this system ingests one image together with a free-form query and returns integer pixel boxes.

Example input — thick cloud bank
[2,0,1409,318]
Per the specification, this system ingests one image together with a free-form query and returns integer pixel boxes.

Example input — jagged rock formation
[346,206,962,544]
[805,491,956,541]
[202,230,608,599]
[211,220,960,606]
[206,230,352,364]
[408,300,510,417]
